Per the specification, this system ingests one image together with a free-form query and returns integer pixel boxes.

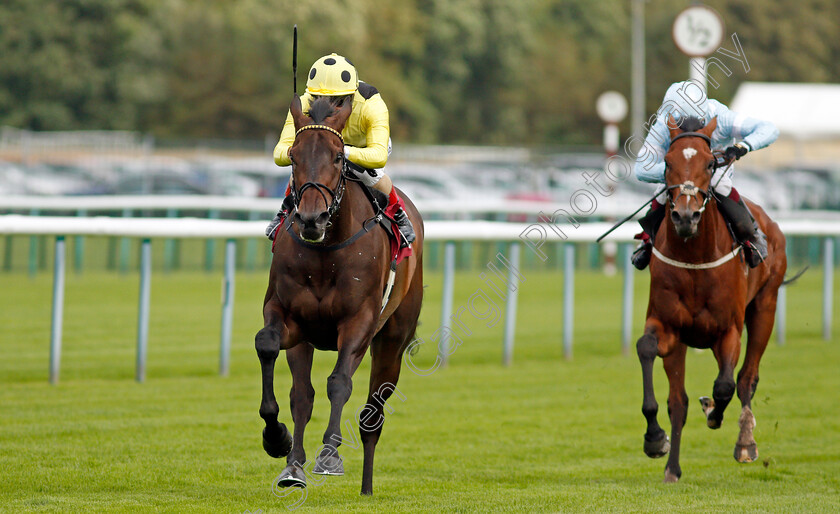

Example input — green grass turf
[1,266,839,512]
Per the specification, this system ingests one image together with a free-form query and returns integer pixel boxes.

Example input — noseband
[665,131,712,213]
[291,124,348,218]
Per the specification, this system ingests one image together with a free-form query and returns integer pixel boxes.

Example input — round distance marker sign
[672,5,725,57]
[596,91,628,124]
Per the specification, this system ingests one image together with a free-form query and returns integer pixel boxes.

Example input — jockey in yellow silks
[266,53,415,244]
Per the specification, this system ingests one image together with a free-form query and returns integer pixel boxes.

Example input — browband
[295,124,344,142]
[669,131,711,147]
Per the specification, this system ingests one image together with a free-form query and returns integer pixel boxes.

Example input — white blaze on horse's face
[682,148,697,161]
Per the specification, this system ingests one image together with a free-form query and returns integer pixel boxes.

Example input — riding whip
[596,187,665,243]
[597,155,732,243]
[292,25,298,95]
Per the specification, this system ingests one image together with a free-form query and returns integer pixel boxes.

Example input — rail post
[824,237,834,341]
[502,242,521,366]
[74,209,86,274]
[49,236,66,384]
[136,239,152,382]
[219,239,236,376]
[439,241,456,366]
[621,243,635,356]
[563,243,575,359]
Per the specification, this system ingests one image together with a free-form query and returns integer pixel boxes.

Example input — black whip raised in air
[292,25,298,95]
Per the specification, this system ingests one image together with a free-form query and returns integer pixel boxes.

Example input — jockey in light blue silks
[631,80,779,269]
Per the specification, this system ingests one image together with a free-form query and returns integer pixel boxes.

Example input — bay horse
[636,116,789,482]
[255,95,424,495]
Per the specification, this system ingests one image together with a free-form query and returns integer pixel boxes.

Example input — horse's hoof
[663,467,680,483]
[644,433,670,459]
[275,465,307,488]
[262,423,293,458]
[699,397,722,429]
[313,453,344,476]
[734,442,759,463]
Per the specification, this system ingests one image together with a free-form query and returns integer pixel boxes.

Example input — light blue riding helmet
[658,80,709,125]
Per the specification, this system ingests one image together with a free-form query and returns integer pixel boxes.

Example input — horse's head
[288,94,352,242]
[664,115,718,239]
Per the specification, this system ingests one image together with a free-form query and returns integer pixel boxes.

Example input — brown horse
[636,116,789,482]
[255,95,424,495]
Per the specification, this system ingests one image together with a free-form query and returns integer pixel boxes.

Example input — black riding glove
[724,143,749,162]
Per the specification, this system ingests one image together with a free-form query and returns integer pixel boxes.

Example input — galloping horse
[255,95,424,495]
[636,116,789,482]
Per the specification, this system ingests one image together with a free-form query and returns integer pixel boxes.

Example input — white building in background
[730,82,840,168]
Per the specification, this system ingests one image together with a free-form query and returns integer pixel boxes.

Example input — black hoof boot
[276,464,307,488]
[263,422,293,458]
[632,243,652,270]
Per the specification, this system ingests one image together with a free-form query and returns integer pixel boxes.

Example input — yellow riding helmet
[305,53,359,96]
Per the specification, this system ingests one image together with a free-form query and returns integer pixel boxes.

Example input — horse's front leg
[275,343,315,488]
[699,326,741,429]
[636,320,671,459]
[662,344,688,483]
[255,296,295,461]
[314,311,376,475]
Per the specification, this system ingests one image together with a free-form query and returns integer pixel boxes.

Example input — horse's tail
[782,266,808,286]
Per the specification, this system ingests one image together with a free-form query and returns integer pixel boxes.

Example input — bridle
[290,124,348,219]
[653,129,746,269]
[665,131,713,214]
[283,122,384,252]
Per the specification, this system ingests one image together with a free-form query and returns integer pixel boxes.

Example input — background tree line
[0,0,837,146]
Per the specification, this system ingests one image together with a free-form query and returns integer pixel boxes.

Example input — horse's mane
[679,116,706,133]
[307,97,336,124]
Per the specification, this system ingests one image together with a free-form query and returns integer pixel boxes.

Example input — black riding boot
[631,201,666,270]
[266,194,295,241]
[716,192,768,268]
[392,207,415,246]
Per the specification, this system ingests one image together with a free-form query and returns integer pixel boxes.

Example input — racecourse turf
[1,264,839,512]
